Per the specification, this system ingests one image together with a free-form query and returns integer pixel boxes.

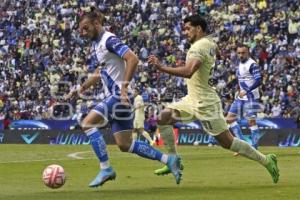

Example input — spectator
[291,103,300,127]
[0,0,299,120]
[3,113,11,129]
[271,101,282,117]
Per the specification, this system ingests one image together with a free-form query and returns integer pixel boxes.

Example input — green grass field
[1,145,300,200]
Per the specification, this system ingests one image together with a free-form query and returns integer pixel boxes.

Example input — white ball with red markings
[42,164,66,189]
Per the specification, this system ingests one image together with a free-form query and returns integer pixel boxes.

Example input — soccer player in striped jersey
[66,9,181,187]
[227,44,262,152]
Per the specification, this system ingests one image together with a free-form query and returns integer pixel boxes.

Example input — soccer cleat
[154,162,184,176]
[166,155,182,184]
[265,154,279,183]
[89,167,116,187]
[154,165,170,175]
[233,152,240,157]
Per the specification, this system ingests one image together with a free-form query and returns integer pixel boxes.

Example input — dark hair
[184,15,207,32]
[134,88,141,94]
[236,43,250,51]
[80,7,104,25]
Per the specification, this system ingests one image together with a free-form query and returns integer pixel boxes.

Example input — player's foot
[265,154,279,183]
[154,162,184,176]
[166,155,182,184]
[89,167,116,187]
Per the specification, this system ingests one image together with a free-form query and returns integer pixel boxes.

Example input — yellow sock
[158,125,177,154]
[142,131,154,144]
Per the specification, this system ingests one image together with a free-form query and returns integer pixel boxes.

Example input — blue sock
[86,128,109,163]
[129,140,165,162]
[250,125,259,149]
[230,121,246,141]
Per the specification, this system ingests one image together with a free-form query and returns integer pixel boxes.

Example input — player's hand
[120,86,130,107]
[147,55,163,70]
[64,86,83,100]
[64,89,78,100]
[238,90,247,98]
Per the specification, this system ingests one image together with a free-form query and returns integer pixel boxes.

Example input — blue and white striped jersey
[237,58,262,100]
[89,31,131,97]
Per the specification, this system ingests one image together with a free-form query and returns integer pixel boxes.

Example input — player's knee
[81,120,97,132]
[81,121,90,132]
[219,141,231,149]
[215,136,232,149]
[215,137,230,149]
[248,119,256,126]
[226,116,236,124]
[214,130,233,149]
[226,113,238,124]
[118,143,131,152]
[226,118,234,124]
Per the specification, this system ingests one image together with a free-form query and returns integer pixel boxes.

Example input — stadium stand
[0,0,299,121]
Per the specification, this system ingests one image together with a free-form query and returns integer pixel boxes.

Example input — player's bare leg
[154,109,184,175]
[81,111,116,187]
[214,130,279,183]
[115,130,182,184]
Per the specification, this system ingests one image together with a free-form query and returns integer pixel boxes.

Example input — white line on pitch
[0,149,236,164]
[0,152,93,164]
[0,158,73,164]
[67,151,92,159]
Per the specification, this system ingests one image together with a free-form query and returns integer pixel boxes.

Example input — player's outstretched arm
[147,55,201,78]
[80,68,101,92]
[64,68,100,100]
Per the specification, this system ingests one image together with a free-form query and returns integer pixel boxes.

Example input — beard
[240,58,248,63]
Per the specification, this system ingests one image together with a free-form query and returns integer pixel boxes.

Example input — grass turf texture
[0,145,300,200]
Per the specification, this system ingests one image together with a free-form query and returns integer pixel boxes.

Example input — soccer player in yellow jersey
[132,89,155,145]
[148,15,279,183]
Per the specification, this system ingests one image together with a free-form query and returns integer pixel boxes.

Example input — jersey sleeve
[248,63,262,92]
[105,36,130,58]
[249,63,261,80]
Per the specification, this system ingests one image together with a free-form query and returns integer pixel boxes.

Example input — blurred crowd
[0,0,299,123]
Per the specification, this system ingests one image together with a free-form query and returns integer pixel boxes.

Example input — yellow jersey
[185,36,220,106]
[134,95,145,121]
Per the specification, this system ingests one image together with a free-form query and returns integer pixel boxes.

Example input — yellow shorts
[166,97,227,136]
[133,118,144,129]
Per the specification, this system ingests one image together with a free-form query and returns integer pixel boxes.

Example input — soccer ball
[42,164,66,189]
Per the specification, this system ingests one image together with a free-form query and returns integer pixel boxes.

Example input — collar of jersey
[94,30,106,44]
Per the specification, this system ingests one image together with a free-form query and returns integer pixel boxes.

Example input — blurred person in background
[132,88,155,145]
[226,44,262,153]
